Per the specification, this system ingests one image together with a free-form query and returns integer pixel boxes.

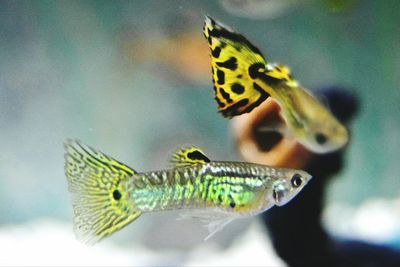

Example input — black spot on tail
[216,57,237,70]
[219,88,233,103]
[249,64,285,85]
[230,201,236,208]
[231,83,245,94]
[221,98,249,117]
[240,83,270,114]
[211,46,221,58]
[259,72,283,85]
[217,69,225,85]
[187,150,210,162]
[113,190,122,200]
[206,23,265,57]
[248,63,265,79]
[215,96,226,108]
[253,82,269,96]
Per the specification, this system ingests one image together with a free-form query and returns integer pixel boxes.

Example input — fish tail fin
[203,16,271,117]
[64,139,141,245]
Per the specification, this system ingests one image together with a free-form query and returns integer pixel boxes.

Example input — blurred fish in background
[219,0,301,20]
[0,0,399,266]
[219,0,358,19]
[202,16,349,154]
[120,11,211,85]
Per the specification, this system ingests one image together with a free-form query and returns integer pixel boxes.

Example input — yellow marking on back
[170,146,210,167]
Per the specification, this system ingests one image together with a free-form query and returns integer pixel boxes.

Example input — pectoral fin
[178,209,238,240]
[204,217,235,241]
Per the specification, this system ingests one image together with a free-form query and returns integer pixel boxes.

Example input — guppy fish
[203,16,348,154]
[64,139,312,244]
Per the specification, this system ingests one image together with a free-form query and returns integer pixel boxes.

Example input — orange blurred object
[232,98,313,169]
[158,33,210,84]
[122,31,210,84]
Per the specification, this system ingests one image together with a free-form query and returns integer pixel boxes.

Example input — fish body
[65,140,311,244]
[272,82,349,153]
[203,16,348,153]
[126,161,300,214]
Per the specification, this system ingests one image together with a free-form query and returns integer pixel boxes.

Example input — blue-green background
[0,0,399,247]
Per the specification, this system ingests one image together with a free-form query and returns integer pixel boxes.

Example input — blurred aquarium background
[0,0,399,265]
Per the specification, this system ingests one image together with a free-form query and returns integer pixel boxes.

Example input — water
[0,0,399,265]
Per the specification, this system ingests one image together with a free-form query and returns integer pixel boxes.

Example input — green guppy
[65,140,312,244]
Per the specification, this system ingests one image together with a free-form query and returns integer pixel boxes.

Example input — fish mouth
[273,188,289,206]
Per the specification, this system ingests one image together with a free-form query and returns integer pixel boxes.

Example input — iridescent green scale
[124,161,274,214]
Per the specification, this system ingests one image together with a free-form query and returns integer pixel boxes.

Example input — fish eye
[291,173,303,188]
[315,132,327,145]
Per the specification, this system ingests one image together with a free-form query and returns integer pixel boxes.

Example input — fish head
[301,118,349,154]
[286,86,349,154]
[271,170,312,206]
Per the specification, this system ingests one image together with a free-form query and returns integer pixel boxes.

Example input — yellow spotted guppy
[65,139,312,244]
[203,16,348,154]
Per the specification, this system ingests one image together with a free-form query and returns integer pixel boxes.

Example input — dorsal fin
[170,146,211,167]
